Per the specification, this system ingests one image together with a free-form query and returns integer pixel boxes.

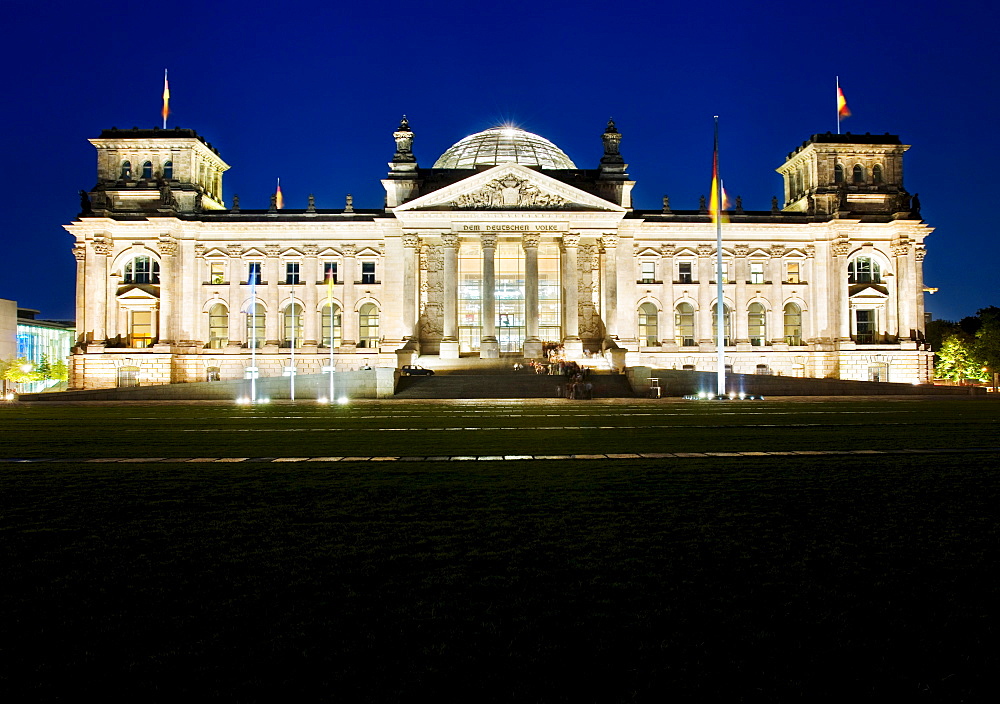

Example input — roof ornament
[393,115,416,163]
[601,118,623,165]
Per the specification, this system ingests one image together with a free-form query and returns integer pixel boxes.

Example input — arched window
[784,303,802,345]
[120,160,132,179]
[141,161,152,179]
[283,303,303,348]
[163,160,173,180]
[853,164,865,184]
[246,303,265,348]
[848,256,882,284]
[834,164,844,184]
[123,256,160,284]
[748,303,767,346]
[359,303,379,348]
[208,304,228,349]
[321,303,342,348]
[711,303,732,346]
[675,303,695,347]
[638,302,658,347]
[872,164,883,184]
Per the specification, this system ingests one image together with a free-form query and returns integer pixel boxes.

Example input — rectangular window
[786,261,800,284]
[210,261,226,285]
[750,261,765,284]
[640,261,655,284]
[717,262,730,284]
[856,309,876,344]
[130,310,152,348]
[323,261,338,284]
[247,262,262,285]
[678,261,693,284]
[361,261,376,284]
[285,261,300,285]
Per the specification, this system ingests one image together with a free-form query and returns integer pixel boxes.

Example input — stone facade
[66,121,933,389]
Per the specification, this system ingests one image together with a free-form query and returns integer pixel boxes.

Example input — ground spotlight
[337,396,349,405]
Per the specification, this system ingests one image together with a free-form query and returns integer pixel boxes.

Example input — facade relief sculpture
[455,175,567,209]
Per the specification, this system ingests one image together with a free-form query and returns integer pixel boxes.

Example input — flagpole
[714,116,725,398]
[290,288,296,402]
[836,76,841,135]
[250,274,257,403]
[328,274,335,402]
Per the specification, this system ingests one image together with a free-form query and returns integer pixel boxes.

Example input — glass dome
[433,126,576,169]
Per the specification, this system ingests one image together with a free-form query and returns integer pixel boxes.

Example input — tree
[1,358,44,384]
[51,359,69,382]
[973,306,1000,374]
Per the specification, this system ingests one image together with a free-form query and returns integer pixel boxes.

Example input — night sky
[2,0,995,323]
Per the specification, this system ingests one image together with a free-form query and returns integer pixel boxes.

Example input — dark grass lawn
[1,399,998,701]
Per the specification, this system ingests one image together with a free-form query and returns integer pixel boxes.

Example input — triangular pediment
[116,285,160,302]
[394,164,626,213]
[850,285,889,301]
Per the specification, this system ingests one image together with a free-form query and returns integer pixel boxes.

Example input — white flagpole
[250,272,257,403]
[836,76,841,135]
[714,117,726,398]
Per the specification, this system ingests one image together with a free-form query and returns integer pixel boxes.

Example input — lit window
[163,161,173,180]
[142,161,152,179]
[283,303,303,347]
[359,303,379,347]
[638,302,658,346]
[361,261,376,284]
[285,261,300,285]
[675,303,695,346]
[784,303,802,345]
[130,310,153,348]
[748,302,766,346]
[208,304,228,349]
[247,262,262,285]
[640,261,655,284]
[246,302,264,348]
[872,164,883,184]
[786,261,800,284]
[749,261,765,284]
[718,262,730,284]
[210,262,225,285]
[848,256,881,284]
[678,261,693,284]
[856,309,876,344]
[123,256,160,284]
[117,366,140,388]
[853,164,865,184]
[321,303,342,348]
[120,161,132,179]
[323,262,338,284]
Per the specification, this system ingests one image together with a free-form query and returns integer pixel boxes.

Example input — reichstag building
[66,117,932,388]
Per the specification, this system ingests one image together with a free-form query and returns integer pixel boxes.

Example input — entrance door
[497,324,524,353]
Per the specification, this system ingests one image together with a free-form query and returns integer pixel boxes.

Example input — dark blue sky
[2,0,995,322]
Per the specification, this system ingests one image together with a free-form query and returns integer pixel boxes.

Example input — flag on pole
[275,178,284,209]
[161,70,170,128]
[837,83,851,119]
[709,141,728,225]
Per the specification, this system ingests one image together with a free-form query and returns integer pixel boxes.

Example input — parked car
[401,365,435,376]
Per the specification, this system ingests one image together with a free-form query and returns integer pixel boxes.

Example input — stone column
[559,233,582,356]
[440,234,460,358]
[303,244,319,348]
[156,237,177,345]
[264,244,281,348]
[892,241,912,340]
[914,246,926,339]
[90,238,111,345]
[601,235,619,341]
[402,234,420,341]
[518,233,540,358]
[73,245,86,347]
[768,245,785,344]
[479,233,499,358]
[341,244,357,348]
[227,244,244,349]
[832,239,851,343]
[697,244,713,344]
[734,244,750,345]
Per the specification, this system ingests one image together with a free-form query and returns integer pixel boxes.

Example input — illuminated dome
[433,126,576,169]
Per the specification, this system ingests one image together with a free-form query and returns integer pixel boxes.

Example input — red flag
[161,70,170,127]
[275,178,284,209]
[837,84,851,118]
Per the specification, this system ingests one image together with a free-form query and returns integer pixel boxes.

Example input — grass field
[1,398,998,701]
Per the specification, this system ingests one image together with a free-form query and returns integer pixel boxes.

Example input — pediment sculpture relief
[454,175,567,209]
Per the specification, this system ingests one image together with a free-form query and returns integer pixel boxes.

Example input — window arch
[638,302,658,346]
[834,163,844,184]
[852,164,865,184]
[748,302,767,346]
[321,303,342,348]
[283,303,303,348]
[872,164,883,184]
[675,303,695,347]
[848,256,882,284]
[359,303,379,348]
[123,255,160,284]
[711,303,732,346]
[141,161,153,179]
[246,302,265,348]
[120,160,132,179]
[163,160,173,180]
[784,303,802,345]
[208,304,228,349]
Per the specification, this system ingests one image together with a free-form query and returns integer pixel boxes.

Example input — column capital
[303,243,319,256]
[560,233,579,248]
[659,243,676,258]
[227,243,244,258]
[522,233,541,249]
[481,233,497,249]
[915,247,926,262]
[264,243,280,258]
[697,244,713,257]
[73,245,87,261]
[441,233,460,249]
[342,243,357,257]
[158,237,178,257]
[402,234,420,248]
[600,234,619,249]
[92,239,112,256]
[769,244,786,258]
[831,239,850,257]
[733,243,749,257]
